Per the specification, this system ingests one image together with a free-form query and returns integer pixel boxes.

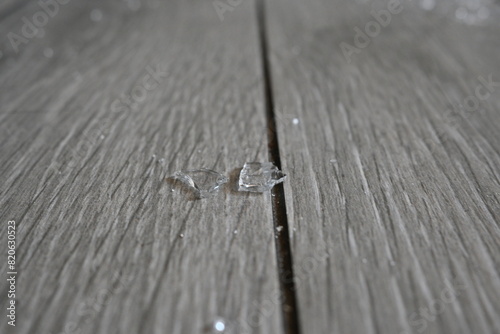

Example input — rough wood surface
[2,0,500,333]
[264,0,500,333]
[0,1,283,333]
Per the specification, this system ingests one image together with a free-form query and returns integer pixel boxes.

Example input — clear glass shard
[238,162,286,192]
[172,168,228,198]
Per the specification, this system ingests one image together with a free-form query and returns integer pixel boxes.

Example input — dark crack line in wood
[255,1,301,334]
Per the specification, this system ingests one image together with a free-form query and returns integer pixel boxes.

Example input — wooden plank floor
[1,0,500,334]
[265,0,500,333]
[0,1,282,334]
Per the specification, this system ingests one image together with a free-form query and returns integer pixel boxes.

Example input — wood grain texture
[264,0,500,333]
[0,1,283,333]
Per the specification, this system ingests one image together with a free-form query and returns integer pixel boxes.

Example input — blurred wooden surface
[1,0,500,334]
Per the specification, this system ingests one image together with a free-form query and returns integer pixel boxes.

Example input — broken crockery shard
[172,168,228,198]
[238,162,286,192]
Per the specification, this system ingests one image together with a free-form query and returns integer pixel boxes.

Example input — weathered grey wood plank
[264,0,500,333]
[0,1,283,333]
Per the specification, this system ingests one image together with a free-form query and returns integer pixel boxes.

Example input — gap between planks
[256,0,302,333]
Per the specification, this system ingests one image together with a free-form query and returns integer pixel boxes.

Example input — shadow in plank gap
[256,0,302,333]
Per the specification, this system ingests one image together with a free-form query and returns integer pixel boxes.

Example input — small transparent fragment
[238,162,286,192]
[213,317,226,332]
[171,168,228,199]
